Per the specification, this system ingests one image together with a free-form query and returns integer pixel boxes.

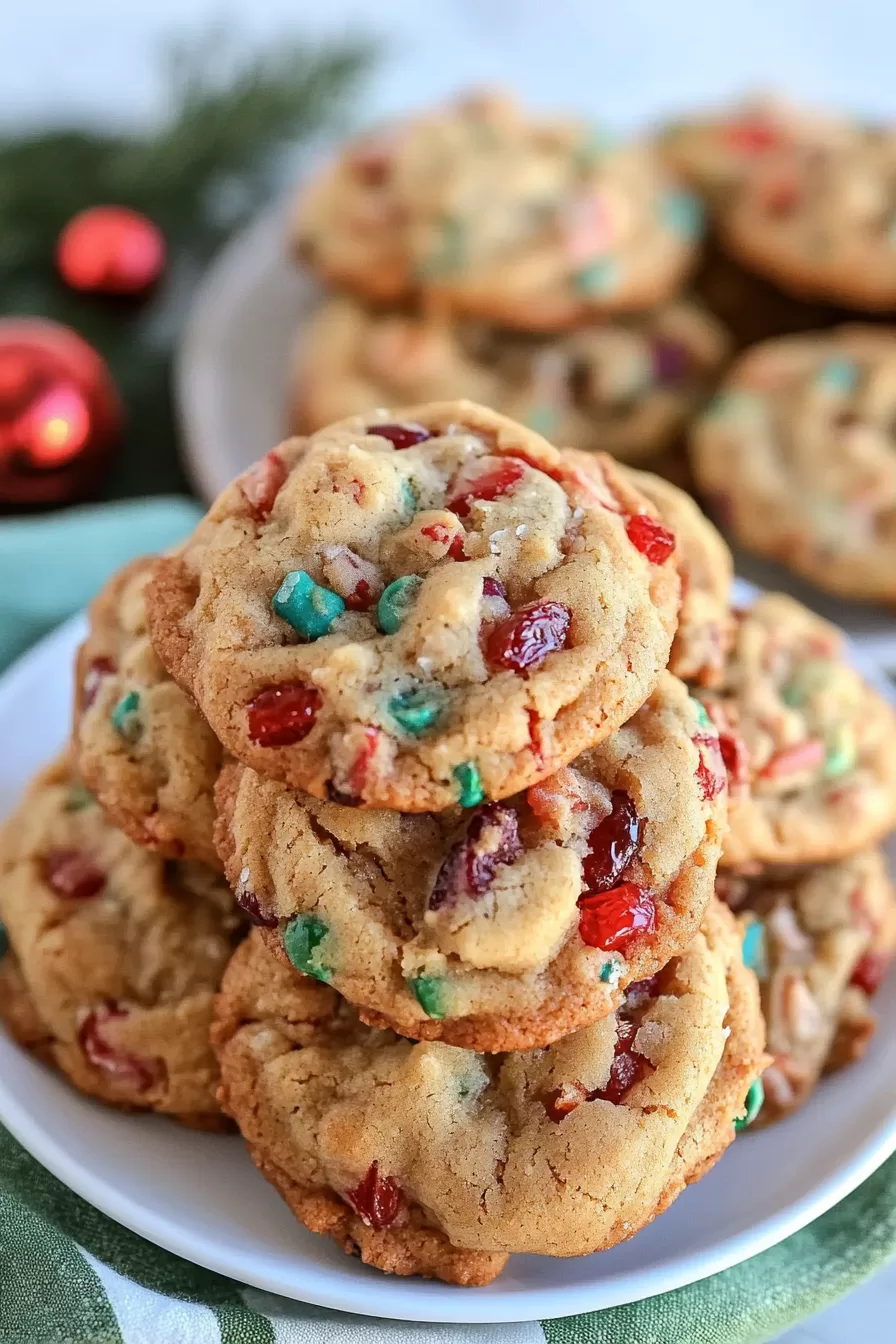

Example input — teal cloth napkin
[1,497,894,1344]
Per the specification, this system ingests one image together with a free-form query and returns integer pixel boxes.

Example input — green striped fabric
[1,498,895,1344]
[3,1124,896,1344]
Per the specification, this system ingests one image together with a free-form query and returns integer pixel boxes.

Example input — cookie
[214,671,726,1051]
[691,327,896,605]
[612,463,733,686]
[212,899,765,1283]
[74,558,223,866]
[0,756,242,1126]
[696,594,896,868]
[292,93,702,330]
[720,849,895,1125]
[718,126,896,310]
[146,402,681,812]
[290,295,729,466]
[661,95,851,204]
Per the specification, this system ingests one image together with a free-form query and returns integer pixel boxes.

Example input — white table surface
[4,3,896,1338]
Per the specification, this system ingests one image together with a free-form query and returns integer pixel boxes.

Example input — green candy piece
[400,479,419,516]
[574,258,619,296]
[691,698,712,730]
[111,691,142,744]
[410,976,449,1019]
[741,919,768,979]
[816,357,858,395]
[574,124,616,169]
[419,216,466,277]
[660,188,704,240]
[272,570,345,641]
[824,723,856,779]
[781,659,833,707]
[599,958,622,986]
[283,914,331,982]
[734,1077,765,1132]
[389,686,445,736]
[65,782,95,812]
[454,761,484,808]
[525,404,559,437]
[378,575,423,634]
[0,921,7,963]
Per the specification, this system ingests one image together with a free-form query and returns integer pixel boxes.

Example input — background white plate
[1,611,895,1323]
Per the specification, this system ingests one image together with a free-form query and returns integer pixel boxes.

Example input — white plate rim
[0,611,895,1324]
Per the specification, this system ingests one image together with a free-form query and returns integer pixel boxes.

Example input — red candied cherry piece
[724,119,779,153]
[429,802,522,911]
[693,734,727,801]
[346,1161,406,1229]
[82,656,116,709]
[578,882,656,951]
[420,520,466,560]
[582,791,642,895]
[241,450,287,522]
[718,730,749,787]
[235,872,278,928]
[589,1017,654,1104]
[486,600,571,674]
[447,457,526,517]
[367,421,431,450]
[346,726,381,801]
[543,1019,654,1119]
[542,1079,589,1122]
[44,849,106,901]
[77,1001,164,1092]
[527,708,545,769]
[247,683,322,748]
[763,178,800,216]
[759,739,825,780]
[850,950,891,997]
[625,512,676,563]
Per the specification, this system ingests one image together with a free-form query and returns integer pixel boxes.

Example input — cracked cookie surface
[214,671,726,1051]
[212,899,764,1280]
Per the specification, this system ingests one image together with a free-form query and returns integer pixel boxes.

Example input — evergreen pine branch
[0,30,376,505]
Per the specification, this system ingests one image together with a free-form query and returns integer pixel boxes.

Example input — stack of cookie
[0,402,893,1285]
[286,92,730,484]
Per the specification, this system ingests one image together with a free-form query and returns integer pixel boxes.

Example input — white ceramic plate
[1,612,895,1323]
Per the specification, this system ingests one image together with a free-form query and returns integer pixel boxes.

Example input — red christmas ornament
[56,206,166,298]
[0,318,121,506]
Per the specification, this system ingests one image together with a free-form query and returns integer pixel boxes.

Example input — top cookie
[290,295,729,466]
[718,125,896,310]
[696,594,896,868]
[292,93,703,330]
[74,558,223,866]
[661,95,852,204]
[691,327,896,605]
[146,402,681,812]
